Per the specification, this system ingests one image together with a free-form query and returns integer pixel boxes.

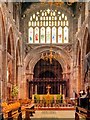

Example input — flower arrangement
[11,85,18,98]
[33,94,63,104]
[56,94,63,103]
[34,94,40,103]
[42,95,54,104]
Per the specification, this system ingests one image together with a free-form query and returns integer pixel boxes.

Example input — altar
[32,94,64,105]
[32,84,64,104]
[29,78,67,98]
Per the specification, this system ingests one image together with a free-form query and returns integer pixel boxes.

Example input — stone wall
[0,3,22,101]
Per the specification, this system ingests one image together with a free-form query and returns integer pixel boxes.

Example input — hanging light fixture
[39,0,75,6]
[39,0,64,6]
[41,47,61,64]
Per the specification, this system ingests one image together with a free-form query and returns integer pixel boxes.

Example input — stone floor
[30,110,75,120]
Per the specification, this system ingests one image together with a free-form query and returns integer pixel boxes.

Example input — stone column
[43,84,45,94]
[88,70,90,77]
[60,84,62,95]
[17,65,22,99]
[29,82,33,98]
[29,83,32,98]
[32,84,33,95]
[88,2,90,34]
[58,83,59,94]
[62,84,64,95]
[33,84,35,94]
[2,46,7,101]
[75,65,81,94]
[20,73,27,99]
[0,45,2,112]
[35,85,37,94]
[63,84,66,97]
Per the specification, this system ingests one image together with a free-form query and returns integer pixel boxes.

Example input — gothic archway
[24,45,71,98]
[76,40,82,93]
[34,59,63,79]
[7,27,14,100]
[29,58,68,97]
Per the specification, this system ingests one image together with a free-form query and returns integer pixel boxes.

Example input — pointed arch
[28,6,69,43]
[7,27,14,55]
[82,27,89,56]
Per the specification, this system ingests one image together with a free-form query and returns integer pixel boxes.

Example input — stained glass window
[28,8,69,43]
[28,21,31,26]
[46,27,51,43]
[52,27,56,43]
[28,27,33,43]
[40,27,45,43]
[58,27,62,43]
[62,13,64,18]
[34,27,39,43]
[64,26,68,43]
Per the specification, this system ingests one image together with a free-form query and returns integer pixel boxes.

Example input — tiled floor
[31,110,75,119]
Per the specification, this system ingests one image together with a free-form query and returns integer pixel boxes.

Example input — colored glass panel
[58,27,62,43]
[28,9,69,44]
[34,27,39,43]
[28,27,33,43]
[40,27,45,43]
[64,26,68,43]
[46,27,51,43]
[52,27,56,43]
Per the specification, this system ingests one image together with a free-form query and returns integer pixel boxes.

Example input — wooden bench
[1,102,22,120]
[24,104,35,120]
[75,106,90,120]
[1,100,35,120]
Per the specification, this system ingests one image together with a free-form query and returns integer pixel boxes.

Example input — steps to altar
[30,110,75,119]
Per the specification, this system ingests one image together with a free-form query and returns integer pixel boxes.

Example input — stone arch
[76,40,81,66]
[7,27,14,55]
[30,56,65,74]
[80,27,89,89]
[16,39,22,65]
[76,40,82,93]
[82,27,88,57]
[6,27,15,100]
[24,45,71,76]
[86,33,90,55]
[33,58,63,79]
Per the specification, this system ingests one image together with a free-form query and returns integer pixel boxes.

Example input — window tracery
[28,9,69,43]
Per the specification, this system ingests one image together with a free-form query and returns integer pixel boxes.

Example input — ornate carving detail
[67,64,70,70]
[25,44,33,54]
[63,44,72,53]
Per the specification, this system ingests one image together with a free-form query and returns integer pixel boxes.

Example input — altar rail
[32,94,63,102]
[32,94,76,107]
[75,106,90,120]
[35,101,73,108]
